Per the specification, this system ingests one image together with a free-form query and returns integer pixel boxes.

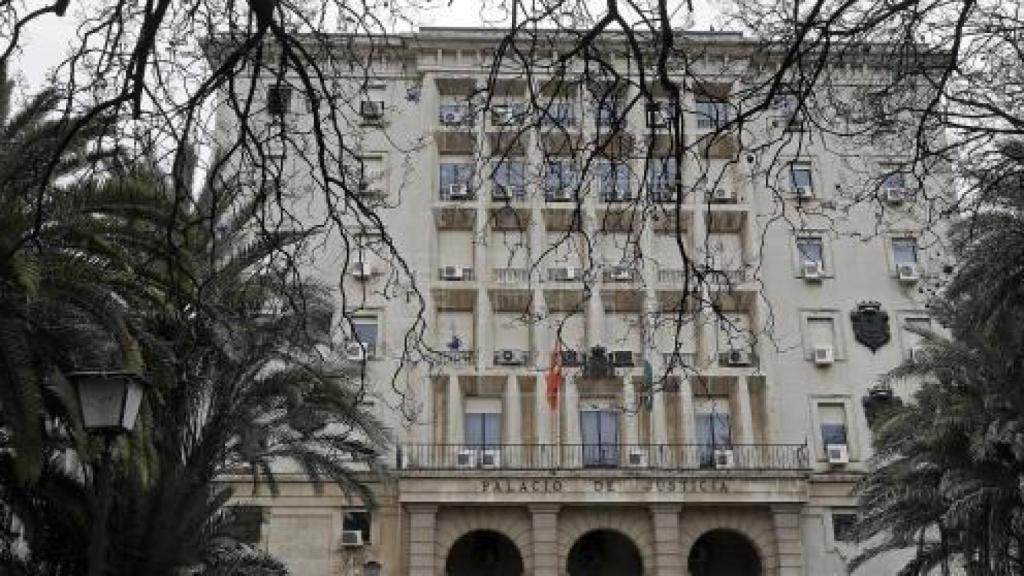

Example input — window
[796,237,824,267]
[342,510,371,543]
[359,100,384,121]
[647,157,678,200]
[542,101,576,126]
[646,101,675,128]
[440,163,474,199]
[266,86,292,116]
[352,316,379,357]
[544,160,577,195]
[881,169,906,191]
[790,163,813,196]
[773,93,805,130]
[594,98,622,127]
[831,510,857,543]
[491,103,527,125]
[695,99,728,129]
[580,409,619,467]
[598,162,632,201]
[695,397,731,466]
[439,102,472,125]
[223,506,264,544]
[492,161,526,197]
[465,398,502,449]
[892,238,918,267]
[820,404,848,449]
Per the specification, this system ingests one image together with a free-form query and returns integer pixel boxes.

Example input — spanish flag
[546,340,563,410]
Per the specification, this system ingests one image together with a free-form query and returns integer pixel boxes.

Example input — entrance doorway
[567,529,643,576]
[445,530,524,576]
[687,529,762,576]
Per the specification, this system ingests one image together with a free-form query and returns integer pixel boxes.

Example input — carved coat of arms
[850,301,890,352]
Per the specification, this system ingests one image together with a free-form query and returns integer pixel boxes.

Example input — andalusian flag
[641,359,654,411]
[546,340,563,410]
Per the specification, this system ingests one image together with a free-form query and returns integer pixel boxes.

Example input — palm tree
[0,65,146,481]
[851,141,1024,575]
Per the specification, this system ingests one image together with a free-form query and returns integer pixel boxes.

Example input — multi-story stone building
[215,26,951,576]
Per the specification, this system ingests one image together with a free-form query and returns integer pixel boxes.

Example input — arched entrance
[687,529,763,576]
[445,529,524,576]
[567,529,644,576]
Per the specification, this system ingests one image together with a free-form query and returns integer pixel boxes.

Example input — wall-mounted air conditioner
[560,349,583,367]
[722,349,752,367]
[826,444,850,465]
[350,261,374,279]
[441,108,465,125]
[802,260,823,281]
[359,100,384,121]
[441,265,467,281]
[713,449,735,469]
[555,267,581,281]
[814,345,835,366]
[447,183,471,200]
[607,266,635,282]
[897,263,919,283]
[340,530,365,547]
[455,449,477,468]
[610,350,635,367]
[494,349,528,366]
[793,185,813,199]
[479,449,501,469]
[884,187,906,204]
[627,449,648,467]
[711,187,733,203]
[346,342,368,362]
[547,187,573,202]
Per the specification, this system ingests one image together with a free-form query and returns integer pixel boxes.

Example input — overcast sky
[7,0,720,94]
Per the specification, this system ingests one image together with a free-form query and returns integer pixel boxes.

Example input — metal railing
[492,267,529,284]
[398,443,809,471]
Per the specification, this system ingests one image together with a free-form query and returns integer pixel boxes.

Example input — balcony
[397,443,810,472]
[492,267,529,284]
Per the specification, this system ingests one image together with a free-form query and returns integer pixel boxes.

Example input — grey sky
[8,0,720,94]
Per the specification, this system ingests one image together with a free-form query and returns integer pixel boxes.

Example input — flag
[641,359,654,411]
[546,340,563,410]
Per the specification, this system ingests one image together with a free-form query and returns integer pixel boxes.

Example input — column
[475,203,488,373]
[418,371,434,444]
[505,374,521,466]
[650,505,684,576]
[535,373,552,444]
[563,374,581,463]
[407,504,438,576]
[771,504,806,576]
[475,287,489,373]
[623,374,639,446]
[530,504,560,576]
[680,377,695,444]
[647,301,669,447]
[447,373,463,444]
[735,376,754,445]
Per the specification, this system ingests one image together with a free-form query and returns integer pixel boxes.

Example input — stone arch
[679,510,777,576]
[557,507,655,575]
[435,507,533,575]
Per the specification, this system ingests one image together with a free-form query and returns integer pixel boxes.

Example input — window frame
[351,314,380,358]
[695,99,729,129]
[789,162,814,195]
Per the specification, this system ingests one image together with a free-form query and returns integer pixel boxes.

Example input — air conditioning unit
[447,183,471,200]
[626,449,648,467]
[441,108,465,125]
[826,443,850,465]
[547,187,573,202]
[608,266,635,282]
[441,265,466,281]
[560,349,583,367]
[350,260,373,279]
[802,260,823,281]
[908,346,925,362]
[345,342,368,362]
[555,267,581,281]
[479,449,501,469]
[723,349,752,367]
[492,105,519,126]
[884,187,906,204]
[793,185,813,199]
[455,449,477,468]
[711,187,733,203]
[897,263,919,282]
[813,345,835,366]
[494,349,528,366]
[359,100,384,120]
[646,104,670,128]
[340,530,365,547]
[610,350,635,367]
[713,449,736,469]
[492,184,512,201]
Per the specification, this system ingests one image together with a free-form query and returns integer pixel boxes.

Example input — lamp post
[69,371,145,576]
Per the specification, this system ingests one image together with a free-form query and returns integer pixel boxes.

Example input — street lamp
[69,371,146,576]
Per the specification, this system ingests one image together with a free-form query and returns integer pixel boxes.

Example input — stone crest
[850,301,890,352]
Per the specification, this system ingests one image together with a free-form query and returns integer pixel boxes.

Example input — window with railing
[598,162,632,202]
[594,99,624,128]
[580,409,620,467]
[542,101,576,127]
[892,238,918,267]
[492,161,526,201]
[544,160,578,200]
[440,163,475,200]
[790,163,814,197]
[647,157,678,201]
[465,411,502,450]
[695,398,732,467]
[695,99,729,129]
[439,102,474,126]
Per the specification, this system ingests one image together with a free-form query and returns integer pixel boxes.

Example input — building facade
[216,27,950,576]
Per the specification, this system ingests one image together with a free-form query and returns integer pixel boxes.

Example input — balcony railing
[398,443,810,471]
[492,267,529,284]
